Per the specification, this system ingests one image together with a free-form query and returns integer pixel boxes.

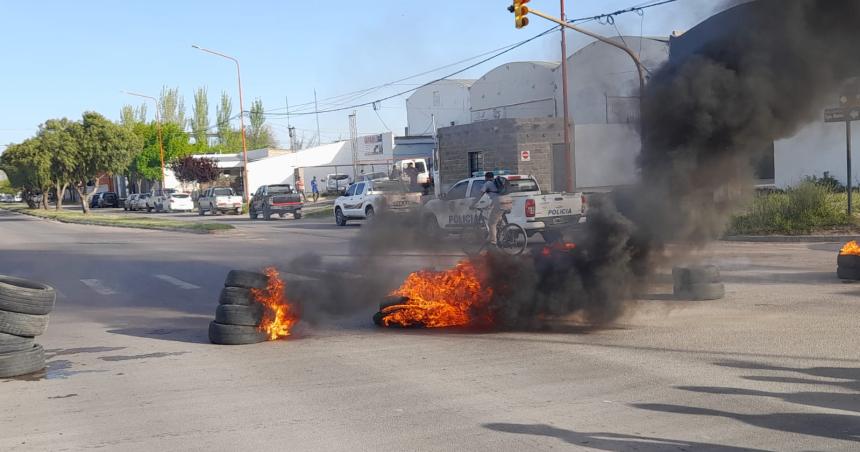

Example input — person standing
[404,163,419,192]
[310,176,320,203]
[295,176,307,202]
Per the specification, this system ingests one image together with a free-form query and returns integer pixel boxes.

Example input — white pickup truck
[334,179,422,226]
[197,187,243,215]
[421,175,585,242]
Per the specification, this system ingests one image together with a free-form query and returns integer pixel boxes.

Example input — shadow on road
[483,423,767,451]
[106,315,212,345]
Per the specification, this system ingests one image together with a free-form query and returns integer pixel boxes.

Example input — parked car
[124,194,139,211]
[325,174,352,195]
[421,174,585,242]
[334,179,421,226]
[157,192,194,212]
[133,193,152,211]
[249,184,303,220]
[89,193,102,208]
[97,192,119,208]
[198,187,243,215]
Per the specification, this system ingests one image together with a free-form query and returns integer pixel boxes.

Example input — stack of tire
[673,265,725,301]
[837,253,860,280]
[0,276,55,378]
[209,270,270,345]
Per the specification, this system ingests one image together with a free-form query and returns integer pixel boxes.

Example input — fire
[540,241,577,257]
[841,241,860,256]
[251,267,299,340]
[379,259,493,328]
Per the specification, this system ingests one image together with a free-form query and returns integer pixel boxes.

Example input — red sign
[520,150,531,162]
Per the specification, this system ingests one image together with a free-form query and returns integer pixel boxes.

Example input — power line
[568,0,680,24]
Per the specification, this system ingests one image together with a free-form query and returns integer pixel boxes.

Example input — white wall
[406,80,473,135]
[775,120,860,188]
[574,124,640,189]
[470,62,559,122]
[557,37,670,126]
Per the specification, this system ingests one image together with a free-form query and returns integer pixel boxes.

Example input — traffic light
[512,0,530,29]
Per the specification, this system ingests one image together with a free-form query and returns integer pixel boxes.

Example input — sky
[0,0,721,150]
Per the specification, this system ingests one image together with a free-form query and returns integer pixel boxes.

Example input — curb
[722,235,859,243]
[0,208,233,235]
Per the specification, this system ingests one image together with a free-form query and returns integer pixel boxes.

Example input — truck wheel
[365,206,375,219]
[249,209,258,220]
[263,206,272,221]
[293,212,302,220]
[210,205,218,216]
[147,206,153,212]
[198,207,205,216]
[335,208,347,226]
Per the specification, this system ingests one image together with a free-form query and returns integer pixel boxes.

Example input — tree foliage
[0,138,51,208]
[248,98,277,149]
[191,86,209,148]
[159,86,186,127]
[170,155,219,185]
[120,103,147,128]
[216,91,237,149]
[40,118,80,210]
[131,121,192,183]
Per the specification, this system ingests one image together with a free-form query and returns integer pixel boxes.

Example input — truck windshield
[213,188,233,196]
[268,185,292,193]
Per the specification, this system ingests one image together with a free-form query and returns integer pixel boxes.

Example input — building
[406,79,474,136]
[470,62,559,122]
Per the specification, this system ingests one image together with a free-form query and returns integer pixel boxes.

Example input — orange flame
[251,267,299,340]
[380,259,493,328]
[841,241,860,256]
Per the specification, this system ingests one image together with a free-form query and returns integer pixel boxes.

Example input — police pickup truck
[334,178,422,226]
[421,174,584,242]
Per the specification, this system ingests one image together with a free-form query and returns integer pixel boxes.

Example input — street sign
[520,150,531,162]
[824,107,860,123]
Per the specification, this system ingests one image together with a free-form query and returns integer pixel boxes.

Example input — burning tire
[208,321,267,345]
[218,287,253,306]
[837,254,860,269]
[379,296,409,311]
[837,266,860,280]
[0,276,56,315]
[0,332,34,354]
[214,304,263,327]
[0,310,49,337]
[0,344,45,378]
[676,282,726,301]
[673,265,721,288]
[224,270,268,290]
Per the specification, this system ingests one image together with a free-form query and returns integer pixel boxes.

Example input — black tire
[497,223,528,256]
[210,205,218,216]
[224,270,268,290]
[365,206,375,219]
[263,205,272,221]
[673,265,722,287]
[0,332,34,354]
[335,208,347,226]
[293,212,302,220]
[0,310,49,337]
[208,321,267,345]
[198,207,205,216]
[675,282,726,301]
[249,209,258,220]
[147,206,153,212]
[215,304,264,326]
[0,275,56,315]
[379,296,409,311]
[219,287,253,306]
[837,254,860,269]
[0,344,45,378]
[837,266,860,280]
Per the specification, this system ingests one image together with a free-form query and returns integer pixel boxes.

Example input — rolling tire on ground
[837,266,860,280]
[0,310,49,337]
[0,344,45,378]
[224,270,268,290]
[0,276,56,315]
[0,332,35,354]
[219,287,254,306]
[215,304,264,327]
[837,254,860,269]
[676,282,726,301]
[335,208,347,226]
[208,321,267,345]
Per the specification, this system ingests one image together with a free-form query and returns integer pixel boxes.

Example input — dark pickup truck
[249,184,304,220]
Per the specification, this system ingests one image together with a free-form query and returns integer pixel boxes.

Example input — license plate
[552,217,567,224]
[392,201,409,207]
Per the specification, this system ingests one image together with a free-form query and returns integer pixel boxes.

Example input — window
[354,183,366,196]
[508,178,539,193]
[468,151,483,176]
[345,184,357,196]
[469,181,485,199]
[213,188,233,196]
[447,181,468,200]
[433,91,441,107]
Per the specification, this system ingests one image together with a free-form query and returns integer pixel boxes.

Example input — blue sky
[0,0,717,149]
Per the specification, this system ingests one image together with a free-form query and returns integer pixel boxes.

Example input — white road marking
[80,279,117,296]
[154,274,201,290]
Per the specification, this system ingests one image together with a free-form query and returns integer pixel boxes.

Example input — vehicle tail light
[581,194,587,215]
[525,198,536,218]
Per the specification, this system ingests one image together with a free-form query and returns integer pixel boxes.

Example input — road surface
[0,209,858,451]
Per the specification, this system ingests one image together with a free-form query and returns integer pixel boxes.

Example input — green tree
[70,112,142,213]
[216,91,236,147]
[159,86,186,128]
[248,98,277,149]
[191,86,210,149]
[0,138,52,209]
[39,118,80,210]
[120,103,147,128]
[131,121,192,186]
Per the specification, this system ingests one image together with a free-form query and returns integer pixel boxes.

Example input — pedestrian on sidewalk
[311,176,320,203]
[295,176,307,202]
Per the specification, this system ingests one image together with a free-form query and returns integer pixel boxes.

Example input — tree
[248,98,277,149]
[39,118,80,210]
[159,86,186,128]
[130,121,192,185]
[170,155,219,186]
[191,86,210,149]
[120,103,147,128]
[0,139,51,209]
[70,112,142,214]
[216,91,234,146]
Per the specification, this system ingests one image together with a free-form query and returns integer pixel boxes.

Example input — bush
[805,173,845,193]
[728,181,852,235]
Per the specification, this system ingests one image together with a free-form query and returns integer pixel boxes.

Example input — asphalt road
[1,209,859,451]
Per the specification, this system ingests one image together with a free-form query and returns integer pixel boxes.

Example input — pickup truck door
[437,180,480,229]
[346,182,367,216]
[252,186,265,211]
[341,183,361,216]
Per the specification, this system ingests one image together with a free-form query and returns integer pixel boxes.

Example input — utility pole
[314,89,322,147]
[286,96,298,151]
[559,0,574,193]
[349,111,358,180]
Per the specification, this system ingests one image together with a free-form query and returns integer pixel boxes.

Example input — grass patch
[728,181,857,235]
[1,204,234,233]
